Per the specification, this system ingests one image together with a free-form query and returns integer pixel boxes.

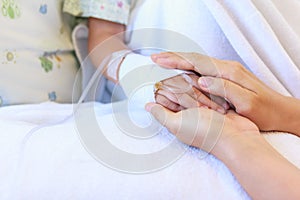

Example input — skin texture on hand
[151,52,300,135]
[154,73,229,113]
[145,102,258,152]
[145,102,300,200]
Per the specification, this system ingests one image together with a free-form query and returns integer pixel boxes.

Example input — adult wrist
[276,95,300,136]
[211,131,262,164]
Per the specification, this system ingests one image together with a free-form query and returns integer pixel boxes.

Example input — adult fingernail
[145,102,155,112]
[151,54,156,58]
[199,77,213,88]
[151,54,158,60]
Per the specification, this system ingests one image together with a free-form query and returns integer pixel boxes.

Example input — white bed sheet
[0,102,299,200]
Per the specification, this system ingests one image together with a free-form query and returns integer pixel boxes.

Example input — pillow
[0,0,81,106]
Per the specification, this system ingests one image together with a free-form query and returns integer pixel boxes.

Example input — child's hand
[154,73,229,113]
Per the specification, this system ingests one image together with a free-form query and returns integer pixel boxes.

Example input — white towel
[1,102,300,200]
[0,102,250,200]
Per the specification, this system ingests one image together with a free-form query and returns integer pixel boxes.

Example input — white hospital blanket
[0,102,300,200]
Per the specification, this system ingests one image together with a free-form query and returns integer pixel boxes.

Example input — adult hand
[145,102,259,153]
[151,52,287,132]
[145,102,300,200]
[154,73,229,113]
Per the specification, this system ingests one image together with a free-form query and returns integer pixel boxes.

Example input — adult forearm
[214,133,300,199]
[278,95,300,136]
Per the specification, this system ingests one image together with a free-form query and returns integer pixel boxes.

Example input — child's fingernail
[222,101,230,110]
[217,107,226,114]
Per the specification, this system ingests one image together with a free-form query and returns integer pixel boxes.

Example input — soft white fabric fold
[125,0,300,97]
[1,102,300,200]
[202,0,300,97]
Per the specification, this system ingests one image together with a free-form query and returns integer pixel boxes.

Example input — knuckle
[227,61,245,80]
[237,96,257,115]
[174,92,184,101]
[218,79,228,97]
[231,63,242,77]
[222,79,228,90]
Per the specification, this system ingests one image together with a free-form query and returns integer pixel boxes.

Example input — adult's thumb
[145,102,177,131]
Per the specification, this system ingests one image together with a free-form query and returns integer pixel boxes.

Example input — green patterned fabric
[0,0,81,106]
[63,0,132,24]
